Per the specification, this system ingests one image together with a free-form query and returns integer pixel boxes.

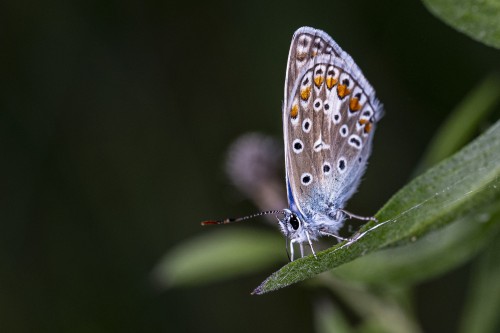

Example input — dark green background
[2,1,499,332]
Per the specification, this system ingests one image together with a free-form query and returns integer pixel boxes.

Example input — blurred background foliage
[1,0,500,332]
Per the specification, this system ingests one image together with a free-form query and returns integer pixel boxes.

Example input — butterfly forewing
[283,27,383,223]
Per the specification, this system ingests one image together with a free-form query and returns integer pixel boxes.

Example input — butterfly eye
[289,215,300,230]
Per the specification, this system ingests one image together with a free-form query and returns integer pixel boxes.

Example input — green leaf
[332,204,500,286]
[422,0,500,49]
[416,74,500,173]
[253,119,500,295]
[152,228,283,288]
[459,229,500,333]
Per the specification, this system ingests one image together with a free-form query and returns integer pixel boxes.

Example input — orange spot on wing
[326,77,337,89]
[300,86,312,101]
[297,53,307,61]
[337,84,350,99]
[349,97,362,112]
[358,118,368,125]
[364,122,372,133]
[290,104,299,119]
[314,76,324,87]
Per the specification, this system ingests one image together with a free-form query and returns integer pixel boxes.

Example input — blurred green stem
[314,274,423,333]
[416,73,500,175]
[458,227,500,333]
[314,298,353,333]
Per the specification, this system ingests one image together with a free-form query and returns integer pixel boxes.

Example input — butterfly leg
[320,229,350,242]
[299,243,304,258]
[305,231,317,259]
[289,239,295,261]
[339,209,378,222]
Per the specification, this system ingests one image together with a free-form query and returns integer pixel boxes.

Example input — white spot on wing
[322,162,332,175]
[301,172,313,186]
[292,138,304,154]
[302,118,312,133]
[360,105,373,120]
[313,98,322,112]
[348,134,363,150]
[313,134,331,152]
[332,112,341,124]
[337,157,347,173]
[340,124,349,137]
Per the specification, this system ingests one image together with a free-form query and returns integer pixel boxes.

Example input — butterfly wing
[283,27,383,229]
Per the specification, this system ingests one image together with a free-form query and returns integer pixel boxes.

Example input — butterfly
[203,27,383,260]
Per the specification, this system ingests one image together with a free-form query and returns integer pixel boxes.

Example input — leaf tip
[251,285,263,295]
[252,275,274,295]
[149,265,173,291]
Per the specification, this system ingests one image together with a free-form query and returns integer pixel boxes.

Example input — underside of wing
[283,27,383,220]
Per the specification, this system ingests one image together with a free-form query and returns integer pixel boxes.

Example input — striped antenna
[201,210,287,226]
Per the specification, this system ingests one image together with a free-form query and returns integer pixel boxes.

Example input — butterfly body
[279,27,383,257]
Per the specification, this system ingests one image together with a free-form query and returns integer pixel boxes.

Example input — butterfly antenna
[201,210,286,226]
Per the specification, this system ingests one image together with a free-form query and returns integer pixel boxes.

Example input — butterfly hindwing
[283,27,383,224]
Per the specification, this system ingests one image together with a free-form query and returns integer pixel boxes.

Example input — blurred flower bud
[225,133,286,221]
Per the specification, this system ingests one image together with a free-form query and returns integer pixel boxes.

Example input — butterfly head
[279,208,307,241]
